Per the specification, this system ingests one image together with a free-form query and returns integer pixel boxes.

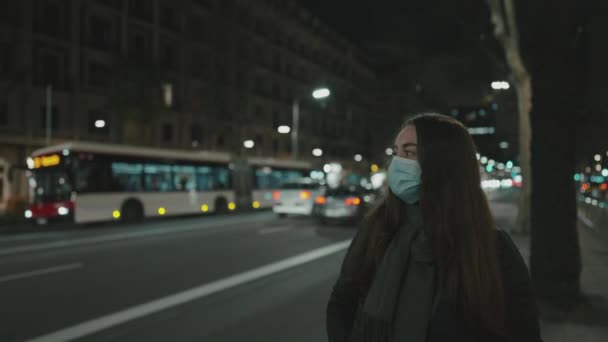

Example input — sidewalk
[491,200,608,342]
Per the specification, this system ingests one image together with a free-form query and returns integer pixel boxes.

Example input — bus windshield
[31,167,72,203]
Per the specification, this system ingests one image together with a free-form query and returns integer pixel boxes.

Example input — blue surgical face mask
[388,156,422,204]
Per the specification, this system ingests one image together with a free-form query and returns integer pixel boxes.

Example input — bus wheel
[215,197,228,215]
[122,200,143,223]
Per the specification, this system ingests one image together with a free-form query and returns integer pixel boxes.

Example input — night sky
[299,0,505,106]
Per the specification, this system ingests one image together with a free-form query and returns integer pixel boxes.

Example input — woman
[326,113,542,342]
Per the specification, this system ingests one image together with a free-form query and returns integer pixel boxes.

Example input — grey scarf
[350,204,437,342]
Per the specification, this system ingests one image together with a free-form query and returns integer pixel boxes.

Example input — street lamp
[277,125,291,134]
[385,148,393,156]
[243,140,255,149]
[292,87,330,160]
[312,148,323,157]
[95,120,106,128]
[354,154,363,162]
[491,81,510,90]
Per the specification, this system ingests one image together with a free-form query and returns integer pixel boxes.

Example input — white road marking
[258,226,292,235]
[0,216,272,257]
[0,263,83,284]
[26,240,352,342]
[578,213,598,232]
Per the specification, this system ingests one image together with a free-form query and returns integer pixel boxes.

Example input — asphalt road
[0,189,525,342]
[0,212,355,342]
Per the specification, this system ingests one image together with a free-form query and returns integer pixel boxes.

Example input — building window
[161,123,173,143]
[128,29,151,61]
[88,111,109,135]
[40,105,59,131]
[272,111,279,128]
[88,62,110,87]
[273,139,279,155]
[34,50,63,88]
[160,43,177,71]
[88,15,114,50]
[161,6,179,31]
[128,0,153,21]
[34,0,68,38]
[0,102,8,126]
[190,124,202,145]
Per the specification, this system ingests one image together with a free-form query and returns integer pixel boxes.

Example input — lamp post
[291,87,330,160]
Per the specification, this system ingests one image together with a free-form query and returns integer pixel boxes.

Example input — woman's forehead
[394,125,417,146]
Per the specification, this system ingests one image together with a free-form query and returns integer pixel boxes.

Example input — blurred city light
[476,153,480,160]
[514,175,523,183]
[513,166,521,173]
[323,164,331,173]
[385,148,393,156]
[94,120,106,128]
[488,159,496,166]
[585,166,592,173]
[312,148,323,157]
[506,161,514,169]
[602,169,608,177]
[354,154,363,162]
[486,165,494,172]
[112,210,121,219]
[480,156,488,164]
[24,210,32,219]
[574,174,582,181]
[497,163,505,170]
[163,83,173,107]
[499,141,509,149]
[594,154,602,162]
[491,81,510,90]
[26,157,34,169]
[158,207,166,215]
[371,164,380,173]
[596,164,602,172]
[243,140,255,149]
[312,88,331,99]
[62,149,70,156]
[277,125,291,134]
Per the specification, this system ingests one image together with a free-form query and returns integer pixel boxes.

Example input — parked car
[272,178,325,218]
[313,186,371,224]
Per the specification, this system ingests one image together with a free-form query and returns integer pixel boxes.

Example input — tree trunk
[517,0,582,302]
[488,0,532,234]
[529,65,581,300]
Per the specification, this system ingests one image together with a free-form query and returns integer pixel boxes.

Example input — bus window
[254,167,305,189]
[144,164,173,192]
[196,166,213,191]
[172,165,195,191]
[214,166,231,190]
[111,162,143,192]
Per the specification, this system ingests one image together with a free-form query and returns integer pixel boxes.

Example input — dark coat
[326,230,543,342]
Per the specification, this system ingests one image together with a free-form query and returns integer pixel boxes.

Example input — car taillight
[345,197,361,206]
[300,191,311,200]
[273,191,281,200]
[315,196,327,205]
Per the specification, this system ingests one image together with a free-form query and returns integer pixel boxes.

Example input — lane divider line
[0,216,273,257]
[26,240,351,342]
[0,263,83,284]
[258,226,292,235]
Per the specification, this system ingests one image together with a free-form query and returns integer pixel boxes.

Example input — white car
[272,179,324,218]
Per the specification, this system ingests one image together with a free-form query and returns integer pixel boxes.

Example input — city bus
[24,142,319,224]
[247,157,316,209]
[0,158,9,214]
[25,142,235,224]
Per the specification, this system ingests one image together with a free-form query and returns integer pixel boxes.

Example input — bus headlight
[58,206,70,216]
[24,210,33,219]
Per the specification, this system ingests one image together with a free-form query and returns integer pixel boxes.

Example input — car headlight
[58,206,70,216]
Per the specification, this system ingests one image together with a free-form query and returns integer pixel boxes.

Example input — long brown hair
[346,113,504,332]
